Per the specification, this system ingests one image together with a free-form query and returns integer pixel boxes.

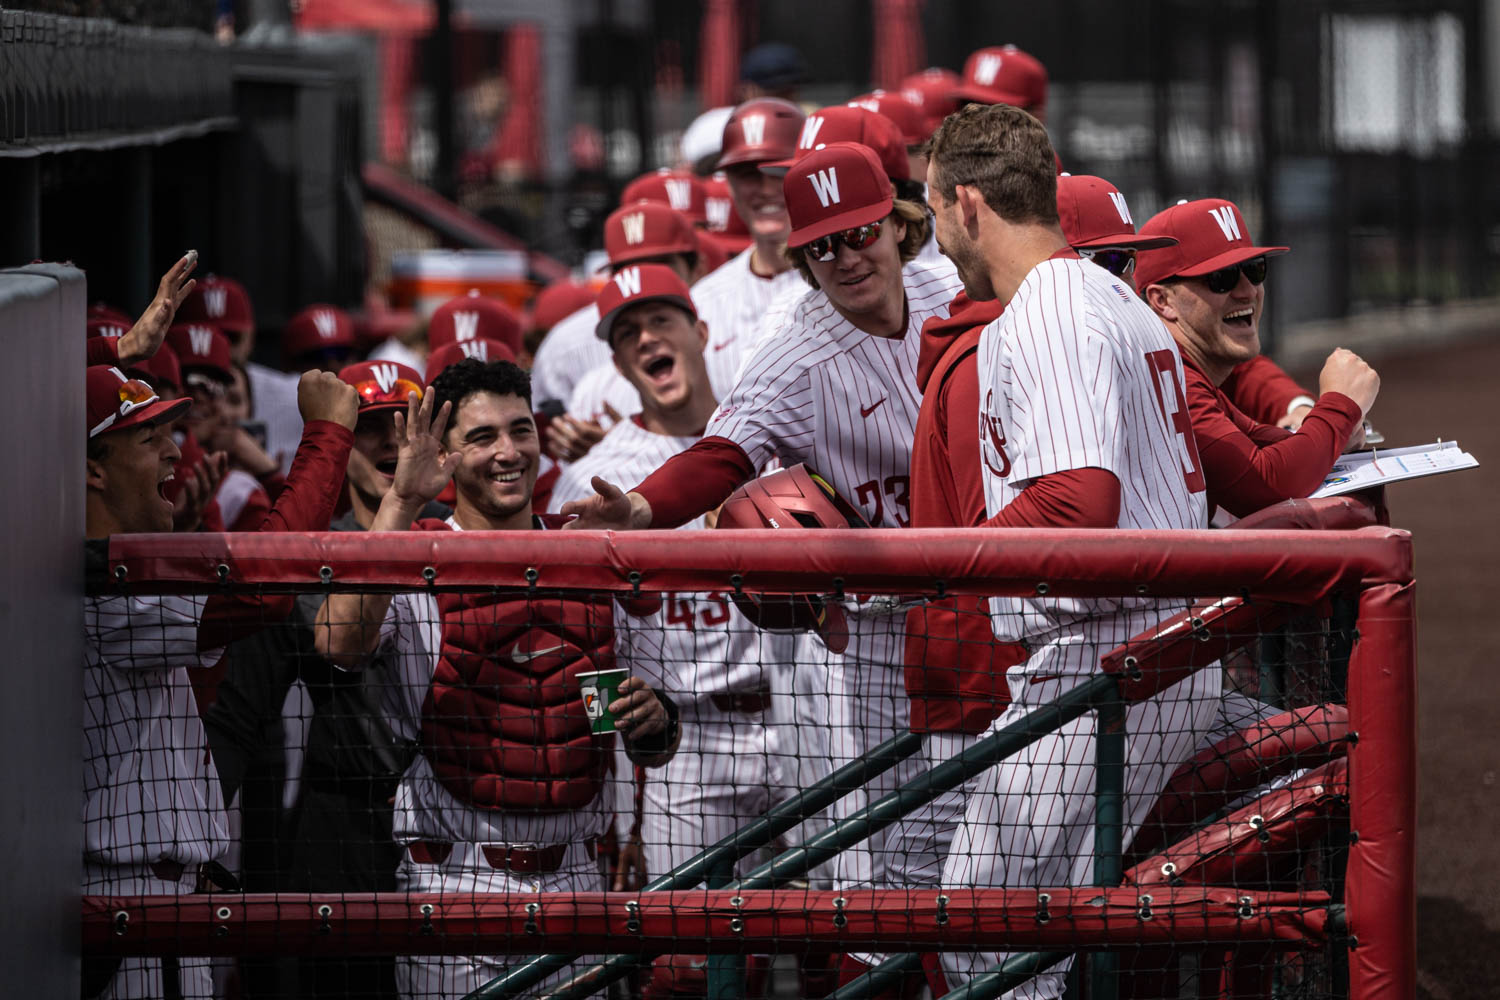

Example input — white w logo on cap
[798,116,826,150]
[807,168,841,208]
[189,326,215,356]
[741,114,766,146]
[451,311,480,342]
[1107,191,1133,226]
[974,53,1003,86]
[706,197,731,230]
[848,99,880,113]
[621,212,647,245]
[312,310,339,338]
[460,341,490,360]
[1208,205,1242,242]
[371,364,400,393]
[613,267,643,298]
[203,287,227,317]
[664,179,692,211]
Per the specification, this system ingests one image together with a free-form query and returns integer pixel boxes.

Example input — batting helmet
[715,464,867,653]
[715,97,805,170]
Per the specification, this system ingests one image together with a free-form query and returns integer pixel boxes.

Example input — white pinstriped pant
[82,860,214,999]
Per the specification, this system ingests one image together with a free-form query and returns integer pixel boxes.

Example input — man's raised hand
[117,251,198,366]
[390,386,460,507]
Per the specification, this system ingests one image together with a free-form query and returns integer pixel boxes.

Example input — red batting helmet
[716,98,805,170]
[715,464,868,653]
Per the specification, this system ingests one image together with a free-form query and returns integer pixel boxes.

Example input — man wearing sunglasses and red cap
[1136,198,1381,519]
[563,143,965,972]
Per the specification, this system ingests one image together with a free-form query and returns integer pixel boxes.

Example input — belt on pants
[406,839,593,874]
[710,687,772,715]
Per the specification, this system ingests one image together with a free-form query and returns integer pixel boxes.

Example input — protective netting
[81,517,1412,1000]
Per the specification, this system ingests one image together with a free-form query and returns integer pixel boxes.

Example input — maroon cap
[527,278,600,333]
[701,174,754,255]
[1134,198,1290,290]
[338,360,425,414]
[594,264,698,343]
[88,303,133,328]
[621,169,708,226]
[848,90,929,145]
[428,290,524,354]
[86,365,190,439]
[283,304,356,359]
[125,343,183,392]
[177,274,254,337]
[1057,175,1179,251]
[952,45,1048,110]
[784,143,894,249]
[87,317,129,341]
[900,68,963,132]
[768,105,910,182]
[603,201,699,268]
[716,97,806,170]
[424,338,517,385]
[166,323,234,383]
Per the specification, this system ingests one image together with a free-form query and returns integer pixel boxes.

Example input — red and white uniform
[566,363,642,429]
[690,249,807,393]
[528,304,609,411]
[85,594,228,999]
[943,257,1218,996]
[551,419,788,878]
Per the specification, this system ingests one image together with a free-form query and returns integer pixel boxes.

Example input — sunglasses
[352,377,424,407]
[1078,247,1136,278]
[801,221,883,263]
[90,378,161,437]
[1182,256,1268,294]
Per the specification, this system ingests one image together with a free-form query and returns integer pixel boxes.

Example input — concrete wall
[0,264,85,996]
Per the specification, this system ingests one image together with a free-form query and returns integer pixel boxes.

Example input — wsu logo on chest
[979,389,1012,479]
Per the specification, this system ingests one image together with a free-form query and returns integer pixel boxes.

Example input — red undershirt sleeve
[632,435,757,529]
[87,337,120,367]
[981,467,1122,529]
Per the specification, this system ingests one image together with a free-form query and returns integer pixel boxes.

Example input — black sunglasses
[1179,256,1269,294]
[1077,247,1136,279]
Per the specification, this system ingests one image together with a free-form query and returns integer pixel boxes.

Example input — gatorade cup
[577,667,630,734]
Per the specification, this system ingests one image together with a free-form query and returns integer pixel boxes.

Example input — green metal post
[936,951,1074,1000]
[1091,694,1126,1000]
[825,952,923,1000]
[705,857,744,1000]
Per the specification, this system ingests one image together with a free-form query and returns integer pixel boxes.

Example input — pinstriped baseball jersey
[84,595,230,865]
[707,259,965,528]
[565,362,641,428]
[529,304,610,409]
[977,257,1208,642]
[549,418,774,700]
[690,249,808,396]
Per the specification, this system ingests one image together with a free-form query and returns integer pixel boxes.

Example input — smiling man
[1136,198,1381,519]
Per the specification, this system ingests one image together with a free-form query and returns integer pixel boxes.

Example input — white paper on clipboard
[1310,440,1479,498]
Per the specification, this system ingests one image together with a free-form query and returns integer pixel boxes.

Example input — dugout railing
[82,510,1414,1000]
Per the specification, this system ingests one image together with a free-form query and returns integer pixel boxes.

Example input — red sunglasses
[802,221,883,263]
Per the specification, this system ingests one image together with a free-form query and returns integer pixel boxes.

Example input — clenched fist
[1318,348,1380,417]
[297,369,360,430]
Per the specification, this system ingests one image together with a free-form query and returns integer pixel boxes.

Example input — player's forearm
[313,492,424,664]
[259,421,354,533]
[981,468,1121,530]
[1202,393,1362,517]
[631,435,756,529]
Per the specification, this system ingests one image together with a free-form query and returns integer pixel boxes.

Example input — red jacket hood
[916,291,1005,391]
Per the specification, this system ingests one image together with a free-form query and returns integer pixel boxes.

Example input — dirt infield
[1291,335,1500,999]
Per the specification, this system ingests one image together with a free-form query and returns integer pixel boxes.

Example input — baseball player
[562,144,966,974]
[83,252,198,371]
[312,360,680,1000]
[950,44,1049,121]
[700,172,754,257]
[1135,199,1381,519]
[523,277,598,366]
[549,267,789,997]
[924,103,1219,997]
[84,364,358,999]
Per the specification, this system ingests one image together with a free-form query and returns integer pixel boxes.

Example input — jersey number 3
[1145,349,1206,493]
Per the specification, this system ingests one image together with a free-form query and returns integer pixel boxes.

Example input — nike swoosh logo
[859,398,886,418]
[511,643,566,663]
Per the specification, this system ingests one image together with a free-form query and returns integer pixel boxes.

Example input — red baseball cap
[338,360,425,414]
[86,365,190,439]
[125,343,183,393]
[1134,198,1290,290]
[527,278,600,334]
[424,338,516,385]
[87,317,129,341]
[900,68,962,132]
[1057,175,1179,250]
[784,142,894,249]
[716,97,806,170]
[767,105,910,182]
[166,323,234,383]
[952,45,1048,110]
[701,174,754,255]
[603,201,699,268]
[283,304,356,359]
[594,264,698,344]
[428,290,524,354]
[847,90,929,145]
[621,169,708,226]
[177,274,254,337]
